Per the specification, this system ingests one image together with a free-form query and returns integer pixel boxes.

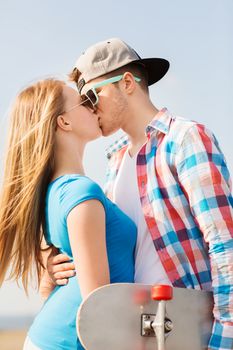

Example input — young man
[45,38,233,349]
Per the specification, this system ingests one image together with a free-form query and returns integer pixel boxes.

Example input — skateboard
[77,283,213,350]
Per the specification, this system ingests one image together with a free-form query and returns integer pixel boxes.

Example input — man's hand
[47,248,76,286]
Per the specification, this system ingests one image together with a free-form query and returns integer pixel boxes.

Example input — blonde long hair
[0,79,65,291]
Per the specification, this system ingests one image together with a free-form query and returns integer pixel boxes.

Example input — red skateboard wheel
[151,285,173,300]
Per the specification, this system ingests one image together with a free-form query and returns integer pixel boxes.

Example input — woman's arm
[67,199,110,299]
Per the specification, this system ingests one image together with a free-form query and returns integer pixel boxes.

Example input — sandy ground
[0,329,27,350]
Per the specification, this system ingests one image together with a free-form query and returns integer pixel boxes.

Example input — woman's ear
[56,115,72,131]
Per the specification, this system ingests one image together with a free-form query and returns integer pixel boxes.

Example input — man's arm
[39,241,76,299]
[41,249,76,291]
[176,123,233,350]
[39,243,56,300]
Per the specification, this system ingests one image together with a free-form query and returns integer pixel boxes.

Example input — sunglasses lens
[79,95,94,110]
[86,89,98,106]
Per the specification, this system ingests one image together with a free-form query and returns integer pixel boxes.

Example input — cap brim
[132,58,170,86]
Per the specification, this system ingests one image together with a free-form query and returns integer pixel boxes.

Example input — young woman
[0,79,136,349]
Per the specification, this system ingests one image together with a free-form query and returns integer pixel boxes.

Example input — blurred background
[0,0,232,349]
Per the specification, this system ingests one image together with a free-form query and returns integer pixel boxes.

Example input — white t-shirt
[113,149,171,285]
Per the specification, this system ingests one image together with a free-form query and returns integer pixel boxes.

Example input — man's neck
[122,102,160,157]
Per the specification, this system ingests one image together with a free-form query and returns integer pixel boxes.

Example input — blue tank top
[28,175,137,349]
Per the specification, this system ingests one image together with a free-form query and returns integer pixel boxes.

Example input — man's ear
[122,72,137,94]
[56,115,72,131]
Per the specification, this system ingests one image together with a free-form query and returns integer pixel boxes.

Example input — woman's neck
[52,138,86,182]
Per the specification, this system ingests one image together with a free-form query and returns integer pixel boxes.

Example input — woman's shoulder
[47,175,107,219]
[49,174,106,209]
[61,174,104,195]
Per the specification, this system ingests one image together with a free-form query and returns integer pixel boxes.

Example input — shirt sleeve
[176,124,233,350]
[59,176,107,220]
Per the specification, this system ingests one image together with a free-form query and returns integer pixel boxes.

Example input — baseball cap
[73,38,170,93]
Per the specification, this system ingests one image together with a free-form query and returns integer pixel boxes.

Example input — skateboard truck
[141,285,173,350]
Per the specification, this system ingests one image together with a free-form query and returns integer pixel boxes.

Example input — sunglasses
[81,74,141,110]
[63,96,95,114]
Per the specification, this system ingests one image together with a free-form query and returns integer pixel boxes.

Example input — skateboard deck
[77,283,213,350]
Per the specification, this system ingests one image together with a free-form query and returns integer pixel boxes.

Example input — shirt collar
[145,108,173,136]
[105,108,173,159]
[105,134,129,159]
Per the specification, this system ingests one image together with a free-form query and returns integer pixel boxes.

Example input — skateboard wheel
[151,285,173,300]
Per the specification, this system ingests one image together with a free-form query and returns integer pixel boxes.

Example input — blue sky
[0,0,232,318]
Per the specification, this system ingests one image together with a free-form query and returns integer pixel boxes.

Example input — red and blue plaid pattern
[104,108,233,349]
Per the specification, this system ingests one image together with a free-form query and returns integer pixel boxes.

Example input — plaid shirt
[104,108,233,349]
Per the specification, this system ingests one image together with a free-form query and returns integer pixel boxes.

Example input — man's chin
[101,128,115,137]
[99,127,104,136]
